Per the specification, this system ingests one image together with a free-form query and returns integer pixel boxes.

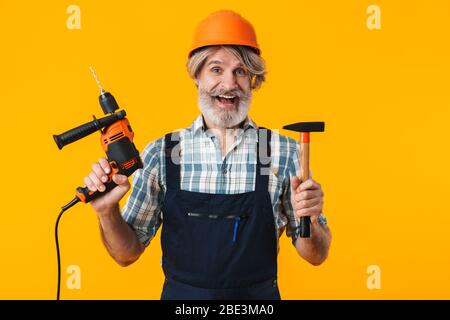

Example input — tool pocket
[187,212,248,243]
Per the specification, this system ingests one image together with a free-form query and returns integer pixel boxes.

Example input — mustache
[203,87,249,99]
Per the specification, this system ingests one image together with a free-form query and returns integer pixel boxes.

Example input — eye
[235,68,247,76]
[211,67,222,74]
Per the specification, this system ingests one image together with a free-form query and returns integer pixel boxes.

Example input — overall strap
[255,127,272,193]
[164,131,181,190]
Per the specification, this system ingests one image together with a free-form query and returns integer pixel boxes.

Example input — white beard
[198,87,251,128]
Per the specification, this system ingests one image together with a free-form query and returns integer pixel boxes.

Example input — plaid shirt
[122,115,302,248]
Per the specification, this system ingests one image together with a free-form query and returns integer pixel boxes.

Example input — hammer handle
[299,133,311,238]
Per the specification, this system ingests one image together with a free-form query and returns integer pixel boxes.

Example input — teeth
[218,95,235,99]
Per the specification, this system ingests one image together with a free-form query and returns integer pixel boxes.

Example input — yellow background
[1,0,449,299]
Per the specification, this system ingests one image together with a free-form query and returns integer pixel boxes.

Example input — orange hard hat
[189,10,260,57]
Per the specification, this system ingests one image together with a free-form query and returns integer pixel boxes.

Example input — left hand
[290,177,324,223]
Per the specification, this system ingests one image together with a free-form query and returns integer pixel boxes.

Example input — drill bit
[89,66,105,95]
[89,66,120,114]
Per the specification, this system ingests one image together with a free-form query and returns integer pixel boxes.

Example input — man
[84,10,331,300]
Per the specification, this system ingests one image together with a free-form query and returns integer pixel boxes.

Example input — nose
[221,70,238,91]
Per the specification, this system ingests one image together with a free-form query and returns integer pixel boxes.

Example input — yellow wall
[1,0,449,299]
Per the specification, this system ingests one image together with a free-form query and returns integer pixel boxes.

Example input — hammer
[283,121,325,238]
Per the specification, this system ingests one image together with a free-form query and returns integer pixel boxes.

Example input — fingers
[112,174,128,186]
[294,189,323,201]
[84,158,112,192]
[295,203,323,218]
[292,178,323,200]
[297,179,321,192]
[89,172,105,192]
[290,176,301,192]
[84,175,96,192]
[295,196,322,210]
[92,162,108,183]
[84,173,103,192]
[98,157,111,174]
[291,178,324,220]
[293,192,323,219]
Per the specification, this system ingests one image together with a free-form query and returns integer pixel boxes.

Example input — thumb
[112,174,129,186]
[290,176,301,193]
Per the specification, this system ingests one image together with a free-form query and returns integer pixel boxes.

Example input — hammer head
[283,121,325,133]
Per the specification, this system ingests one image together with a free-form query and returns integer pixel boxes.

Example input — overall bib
[160,128,280,300]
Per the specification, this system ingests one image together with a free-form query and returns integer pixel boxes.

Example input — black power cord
[55,196,80,300]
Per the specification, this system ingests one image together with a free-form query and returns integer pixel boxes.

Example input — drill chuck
[99,92,119,114]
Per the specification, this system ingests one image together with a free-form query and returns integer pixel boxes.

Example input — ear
[194,78,199,88]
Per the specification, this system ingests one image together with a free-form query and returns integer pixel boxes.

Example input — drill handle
[53,110,126,149]
[75,159,121,203]
[76,149,143,204]
[75,180,118,203]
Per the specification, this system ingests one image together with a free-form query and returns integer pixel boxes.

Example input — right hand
[84,157,131,215]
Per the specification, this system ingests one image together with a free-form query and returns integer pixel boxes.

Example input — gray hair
[187,45,266,90]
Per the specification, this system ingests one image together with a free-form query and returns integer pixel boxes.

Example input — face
[196,47,252,128]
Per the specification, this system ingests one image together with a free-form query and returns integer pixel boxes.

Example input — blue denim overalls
[160,128,280,300]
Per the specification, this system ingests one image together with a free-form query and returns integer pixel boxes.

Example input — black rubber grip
[54,121,102,149]
[53,110,126,149]
[76,180,118,203]
[299,216,311,238]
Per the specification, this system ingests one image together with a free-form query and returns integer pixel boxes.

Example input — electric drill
[53,67,143,205]
[53,68,143,300]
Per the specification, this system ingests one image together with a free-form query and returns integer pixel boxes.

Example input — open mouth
[213,95,238,107]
